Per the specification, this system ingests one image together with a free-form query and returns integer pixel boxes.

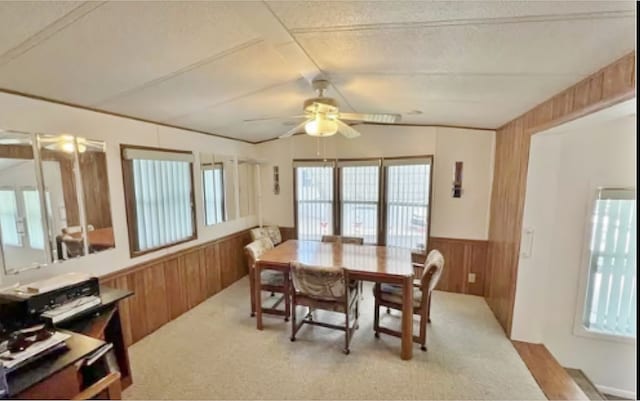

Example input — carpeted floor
[123,278,545,400]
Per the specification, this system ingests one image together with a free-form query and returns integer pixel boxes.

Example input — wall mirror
[0,130,114,275]
[237,158,257,218]
[200,153,235,225]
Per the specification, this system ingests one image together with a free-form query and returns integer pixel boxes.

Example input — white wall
[255,124,495,240]
[0,91,257,286]
[512,112,637,397]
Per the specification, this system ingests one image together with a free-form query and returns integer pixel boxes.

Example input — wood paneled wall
[100,229,252,346]
[428,237,487,296]
[485,52,636,335]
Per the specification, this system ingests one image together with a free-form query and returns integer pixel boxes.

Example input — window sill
[573,325,636,345]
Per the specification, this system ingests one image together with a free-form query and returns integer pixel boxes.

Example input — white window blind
[203,165,225,226]
[385,161,431,250]
[296,164,334,241]
[132,158,194,252]
[22,189,47,250]
[0,189,21,247]
[340,163,379,244]
[583,188,636,338]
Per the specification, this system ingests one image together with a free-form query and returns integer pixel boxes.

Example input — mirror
[0,131,49,273]
[0,131,114,274]
[237,158,256,218]
[200,153,235,224]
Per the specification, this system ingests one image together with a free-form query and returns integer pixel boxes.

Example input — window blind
[132,158,194,251]
[385,161,431,250]
[340,165,379,244]
[203,166,225,225]
[583,187,636,337]
[22,189,46,250]
[295,165,333,241]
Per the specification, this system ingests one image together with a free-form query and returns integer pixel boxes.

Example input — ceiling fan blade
[338,112,401,124]
[336,120,361,139]
[243,114,306,123]
[279,119,312,139]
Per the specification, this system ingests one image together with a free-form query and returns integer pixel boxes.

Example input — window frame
[573,185,636,344]
[120,144,197,258]
[292,155,433,250]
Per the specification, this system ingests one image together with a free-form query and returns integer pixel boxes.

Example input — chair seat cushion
[260,270,285,286]
[375,283,422,308]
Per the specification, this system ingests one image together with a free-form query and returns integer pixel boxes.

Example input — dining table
[255,239,416,360]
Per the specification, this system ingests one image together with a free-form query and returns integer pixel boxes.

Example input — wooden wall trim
[428,237,487,296]
[486,52,636,335]
[99,227,253,346]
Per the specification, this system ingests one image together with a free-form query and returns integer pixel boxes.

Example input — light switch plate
[468,273,476,283]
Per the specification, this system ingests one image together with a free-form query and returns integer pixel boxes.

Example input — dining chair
[249,227,269,241]
[250,226,282,245]
[372,249,444,351]
[289,262,360,354]
[321,235,364,245]
[62,235,85,258]
[321,235,365,298]
[244,237,290,321]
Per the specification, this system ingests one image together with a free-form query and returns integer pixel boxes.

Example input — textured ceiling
[0,1,635,143]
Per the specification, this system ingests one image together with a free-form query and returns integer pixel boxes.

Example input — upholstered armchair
[244,237,290,320]
[289,262,360,354]
[250,225,282,246]
[373,249,444,351]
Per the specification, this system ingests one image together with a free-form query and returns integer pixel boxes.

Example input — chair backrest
[62,235,85,258]
[420,249,445,294]
[265,225,282,245]
[290,262,346,301]
[62,225,83,235]
[249,227,269,241]
[321,235,364,245]
[244,237,274,269]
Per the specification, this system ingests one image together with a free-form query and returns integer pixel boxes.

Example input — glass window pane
[203,166,225,225]
[296,166,333,241]
[583,190,636,338]
[385,163,431,250]
[0,189,21,246]
[23,189,48,250]
[340,166,379,244]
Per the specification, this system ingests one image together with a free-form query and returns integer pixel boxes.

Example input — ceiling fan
[243,79,401,139]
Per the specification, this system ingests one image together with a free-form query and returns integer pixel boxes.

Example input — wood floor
[513,341,589,400]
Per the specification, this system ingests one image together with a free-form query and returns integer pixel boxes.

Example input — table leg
[255,264,263,330]
[401,276,413,360]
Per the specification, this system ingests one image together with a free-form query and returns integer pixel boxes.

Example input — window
[294,161,334,241]
[581,188,636,338]
[293,156,432,249]
[22,189,50,250]
[203,163,225,225]
[122,146,196,255]
[384,159,432,250]
[0,189,21,247]
[339,161,380,244]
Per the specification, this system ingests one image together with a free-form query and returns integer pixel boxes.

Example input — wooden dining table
[255,239,416,360]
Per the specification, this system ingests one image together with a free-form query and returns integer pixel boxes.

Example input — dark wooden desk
[255,240,415,360]
[7,331,104,399]
[4,286,133,398]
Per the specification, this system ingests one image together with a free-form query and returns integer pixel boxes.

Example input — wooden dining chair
[321,235,365,297]
[289,262,360,354]
[373,249,444,351]
[249,227,269,241]
[244,237,290,321]
[251,225,282,245]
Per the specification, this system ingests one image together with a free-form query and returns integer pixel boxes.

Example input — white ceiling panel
[96,41,301,123]
[331,74,584,127]
[0,1,260,105]
[0,1,82,56]
[268,1,635,30]
[295,16,635,76]
[168,78,312,141]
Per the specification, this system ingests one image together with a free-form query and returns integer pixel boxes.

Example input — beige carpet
[123,278,545,400]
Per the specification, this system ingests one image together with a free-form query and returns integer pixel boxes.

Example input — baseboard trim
[596,384,636,400]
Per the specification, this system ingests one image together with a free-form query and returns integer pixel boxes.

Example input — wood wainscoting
[428,237,487,296]
[100,229,252,346]
[486,52,636,334]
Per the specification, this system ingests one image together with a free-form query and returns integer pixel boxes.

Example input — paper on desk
[0,332,70,371]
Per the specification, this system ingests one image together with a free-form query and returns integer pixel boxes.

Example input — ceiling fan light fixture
[305,115,338,137]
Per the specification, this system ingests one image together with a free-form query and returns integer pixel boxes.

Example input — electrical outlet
[468,273,476,283]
